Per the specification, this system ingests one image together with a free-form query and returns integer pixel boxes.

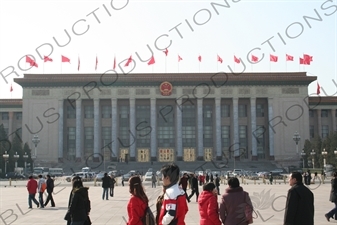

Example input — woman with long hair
[127,176,149,225]
[198,182,221,225]
[325,171,337,222]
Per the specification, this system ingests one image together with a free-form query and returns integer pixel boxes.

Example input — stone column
[215,98,222,160]
[8,112,14,142]
[232,98,239,158]
[93,99,100,162]
[268,98,274,160]
[111,98,118,161]
[332,109,336,132]
[150,98,157,161]
[176,99,183,161]
[58,100,64,162]
[197,98,203,160]
[250,98,257,160]
[317,109,322,138]
[75,99,82,162]
[129,98,136,161]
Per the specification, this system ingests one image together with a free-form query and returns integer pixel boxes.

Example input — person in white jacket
[37,175,46,208]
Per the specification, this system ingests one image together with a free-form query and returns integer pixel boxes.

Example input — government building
[0,72,336,166]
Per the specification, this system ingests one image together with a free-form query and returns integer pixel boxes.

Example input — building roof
[0,99,23,107]
[309,96,337,105]
[14,72,317,87]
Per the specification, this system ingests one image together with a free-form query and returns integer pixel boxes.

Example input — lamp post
[13,152,19,170]
[301,150,306,168]
[310,149,316,169]
[3,151,9,174]
[23,152,28,174]
[293,131,301,155]
[31,135,40,168]
[322,148,328,167]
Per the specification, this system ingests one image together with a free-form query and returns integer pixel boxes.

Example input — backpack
[141,206,156,225]
[41,182,47,192]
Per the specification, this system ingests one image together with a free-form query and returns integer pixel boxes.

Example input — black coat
[191,177,198,190]
[46,178,54,193]
[329,177,337,202]
[284,183,314,225]
[69,187,91,222]
[102,176,111,188]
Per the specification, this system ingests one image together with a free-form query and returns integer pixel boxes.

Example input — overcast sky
[0,0,336,99]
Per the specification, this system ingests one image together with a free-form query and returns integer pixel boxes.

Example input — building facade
[0,72,335,164]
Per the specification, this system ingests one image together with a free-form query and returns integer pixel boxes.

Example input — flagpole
[43,62,45,74]
[165,56,167,73]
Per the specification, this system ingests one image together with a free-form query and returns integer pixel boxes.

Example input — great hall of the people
[0,72,336,165]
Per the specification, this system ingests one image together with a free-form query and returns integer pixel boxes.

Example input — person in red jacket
[159,163,188,225]
[26,175,39,208]
[127,176,148,225]
[198,182,221,225]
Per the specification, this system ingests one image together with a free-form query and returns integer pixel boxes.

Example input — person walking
[179,173,190,202]
[198,182,221,225]
[44,175,55,207]
[26,175,39,209]
[215,174,221,195]
[151,173,157,188]
[206,173,210,183]
[284,172,314,225]
[122,175,125,186]
[37,175,46,208]
[325,171,337,222]
[126,176,148,225]
[101,173,111,200]
[188,173,199,202]
[219,177,254,225]
[109,174,116,197]
[158,163,188,225]
[269,173,274,185]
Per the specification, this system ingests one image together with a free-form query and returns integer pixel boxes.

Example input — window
[102,127,111,144]
[84,127,94,157]
[309,125,314,139]
[102,105,111,118]
[136,105,150,147]
[16,112,22,120]
[309,110,314,118]
[239,125,247,147]
[321,110,328,117]
[84,106,94,118]
[2,112,9,120]
[221,126,230,148]
[322,125,329,138]
[221,105,230,117]
[238,104,247,117]
[256,104,264,117]
[255,125,265,159]
[67,127,76,161]
[182,105,195,147]
[67,106,76,119]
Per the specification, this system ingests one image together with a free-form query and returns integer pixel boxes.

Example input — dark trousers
[152,181,156,188]
[188,188,199,202]
[327,202,337,220]
[44,191,55,206]
[216,185,220,195]
[28,193,39,208]
[38,192,44,208]
[102,188,109,200]
[183,188,190,202]
[110,187,114,197]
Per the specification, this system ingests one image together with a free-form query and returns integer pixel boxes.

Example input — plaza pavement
[0,177,336,225]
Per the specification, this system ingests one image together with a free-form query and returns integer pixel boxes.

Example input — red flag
[78,57,80,71]
[26,55,33,63]
[95,56,98,71]
[178,55,183,62]
[303,54,313,65]
[300,58,304,64]
[163,49,168,56]
[148,56,155,65]
[251,55,258,62]
[124,55,132,67]
[286,54,294,61]
[10,84,13,92]
[217,55,223,63]
[234,56,240,64]
[44,56,53,62]
[198,55,202,62]
[113,56,116,70]
[317,82,320,95]
[270,54,278,62]
[300,57,310,65]
[61,55,70,63]
[30,60,38,67]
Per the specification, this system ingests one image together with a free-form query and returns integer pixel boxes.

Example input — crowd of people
[25,165,337,225]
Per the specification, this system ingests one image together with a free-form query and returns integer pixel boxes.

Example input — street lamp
[310,149,316,169]
[31,135,40,168]
[3,151,9,174]
[23,152,28,174]
[13,152,19,170]
[322,148,328,167]
[301,150,306,168]
[293,131,301,155]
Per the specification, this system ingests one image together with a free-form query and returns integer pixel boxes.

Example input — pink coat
[219,187,253,225]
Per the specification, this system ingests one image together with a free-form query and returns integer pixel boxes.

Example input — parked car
[5,172,26,180]
[109,170,124,177]
[144,172,153,181]
[65,172,90,182]
[122,170,141,181]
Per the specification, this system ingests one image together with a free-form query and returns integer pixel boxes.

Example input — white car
[144,172,153,181]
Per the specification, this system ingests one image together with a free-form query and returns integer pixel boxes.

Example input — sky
[0,0,336,99]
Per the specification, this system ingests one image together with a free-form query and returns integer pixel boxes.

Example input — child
[158,163,188,225]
